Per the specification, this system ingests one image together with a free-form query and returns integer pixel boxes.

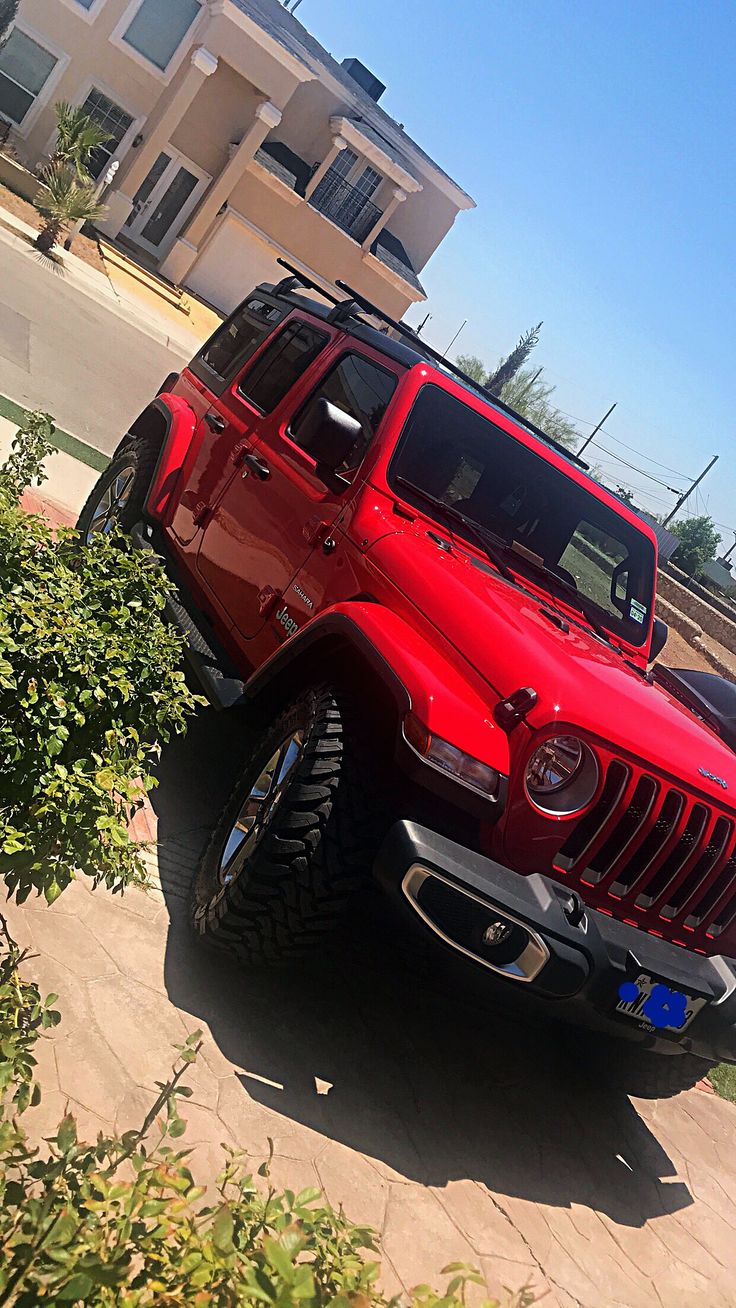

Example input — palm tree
[35,163,106,254]
[51,102,112,177]
[0,0,19,47]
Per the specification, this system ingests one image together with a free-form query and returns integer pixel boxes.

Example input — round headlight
[525,736,598,816]
[526,736,583,794]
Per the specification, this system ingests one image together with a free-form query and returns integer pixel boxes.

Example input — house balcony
[250,139,425,296]
[307,173,383,245]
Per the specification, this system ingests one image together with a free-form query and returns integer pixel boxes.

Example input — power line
[586,440,685,493]
[556,407,695,478]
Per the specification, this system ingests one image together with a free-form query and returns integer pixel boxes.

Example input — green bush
[0,413,198,905]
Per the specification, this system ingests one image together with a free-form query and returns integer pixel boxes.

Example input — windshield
[388,384,656,647]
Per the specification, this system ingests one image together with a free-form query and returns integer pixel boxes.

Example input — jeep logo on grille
[698,766,728,790]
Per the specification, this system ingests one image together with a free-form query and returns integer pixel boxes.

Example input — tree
[35,162,106,254]
[51,100,112,177]
[0,0,18,47]
[486,322,543,395]
[670,514,722,577]
[455,353,486,384]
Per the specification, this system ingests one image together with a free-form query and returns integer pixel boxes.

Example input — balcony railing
[308,174,382,244]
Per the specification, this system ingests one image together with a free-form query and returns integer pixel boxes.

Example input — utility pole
[661,455,719,528]
[577,402,617,456]
[516,366,543,403]
[415,312,432,336]
[721,532,736,563]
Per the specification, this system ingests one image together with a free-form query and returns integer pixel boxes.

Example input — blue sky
[300,0,734,542]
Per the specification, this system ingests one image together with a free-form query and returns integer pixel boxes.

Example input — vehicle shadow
[151,707,693,1228]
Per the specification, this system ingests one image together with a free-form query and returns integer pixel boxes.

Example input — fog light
[483,920,513,946]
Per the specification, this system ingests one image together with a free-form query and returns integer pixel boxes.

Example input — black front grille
[555,759,736,947]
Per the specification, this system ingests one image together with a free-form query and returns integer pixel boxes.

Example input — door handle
[242,452,271,480]
[205,412,226,433]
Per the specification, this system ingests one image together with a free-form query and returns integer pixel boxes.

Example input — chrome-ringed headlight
[525,735,599,816]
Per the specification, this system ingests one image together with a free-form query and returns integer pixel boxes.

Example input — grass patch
[0,394,108,472]
[709,1063,736,1104]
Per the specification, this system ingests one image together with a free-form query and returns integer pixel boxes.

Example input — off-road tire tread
[75,433,161,539]
[604,1047,714,1099]
[190,686,383,966]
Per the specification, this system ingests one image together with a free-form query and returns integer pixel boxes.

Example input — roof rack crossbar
[275,258,342,307]
[333,278,588,470]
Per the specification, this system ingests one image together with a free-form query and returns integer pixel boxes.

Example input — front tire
[76,436,159,542]
[597,1043,714,1099]
[190,685,385,966]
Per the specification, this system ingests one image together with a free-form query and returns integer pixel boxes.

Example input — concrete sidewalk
[0,201,217,357]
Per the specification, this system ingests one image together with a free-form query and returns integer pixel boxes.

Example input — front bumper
[375,821,736,1064]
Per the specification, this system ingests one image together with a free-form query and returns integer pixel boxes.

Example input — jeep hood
[368,530,736,800]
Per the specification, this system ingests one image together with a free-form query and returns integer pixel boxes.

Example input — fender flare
[131,395,198,524]
[243,601,511,783]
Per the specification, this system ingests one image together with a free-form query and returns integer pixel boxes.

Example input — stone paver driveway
[5,711,736,1308]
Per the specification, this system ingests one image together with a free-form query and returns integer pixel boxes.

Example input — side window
[238,321,328,415]
[290,353,398,475]
[199,297,283,380]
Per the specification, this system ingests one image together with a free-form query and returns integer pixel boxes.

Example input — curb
[0,394,109,473]
[0,210,203,358]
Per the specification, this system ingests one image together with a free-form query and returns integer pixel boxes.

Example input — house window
[353,165,381,201]
[0,29,58,126]
[79,89,134,179]
[121,0,202,72]
[310,147,357,209]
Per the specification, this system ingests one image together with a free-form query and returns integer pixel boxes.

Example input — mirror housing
[295,399,363,487]
[649,616,668,662]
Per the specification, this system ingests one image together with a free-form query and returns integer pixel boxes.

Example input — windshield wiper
[394,477,620,648]
[502,547,616,646]
[394,477,516,582]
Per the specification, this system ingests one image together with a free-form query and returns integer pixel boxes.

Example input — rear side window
[238,320,328,415]
[290,353,398,475]
[198,297,283,381]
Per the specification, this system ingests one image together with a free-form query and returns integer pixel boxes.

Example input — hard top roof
[255,267,589,470]
[234,266,656,541]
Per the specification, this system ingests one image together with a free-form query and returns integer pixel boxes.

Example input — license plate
[616,972,707,1033]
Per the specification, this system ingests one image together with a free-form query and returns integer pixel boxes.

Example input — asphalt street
[0,235,192,454]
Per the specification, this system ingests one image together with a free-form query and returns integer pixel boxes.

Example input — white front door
[123,148,210,259]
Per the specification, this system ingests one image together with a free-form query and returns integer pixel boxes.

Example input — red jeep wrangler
[79,262,736,1097]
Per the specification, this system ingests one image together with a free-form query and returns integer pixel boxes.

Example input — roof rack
[274,260,589,470]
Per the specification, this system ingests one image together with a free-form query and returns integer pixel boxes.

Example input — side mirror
[649,616,668,662]
[295,398,363,488]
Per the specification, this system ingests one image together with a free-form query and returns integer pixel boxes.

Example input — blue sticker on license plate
[616,973,707,1033]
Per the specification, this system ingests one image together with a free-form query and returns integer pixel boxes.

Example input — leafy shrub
[0,412,198,904]
[0,913,59,1119]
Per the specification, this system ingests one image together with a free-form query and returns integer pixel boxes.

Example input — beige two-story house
[0,0,475,315]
